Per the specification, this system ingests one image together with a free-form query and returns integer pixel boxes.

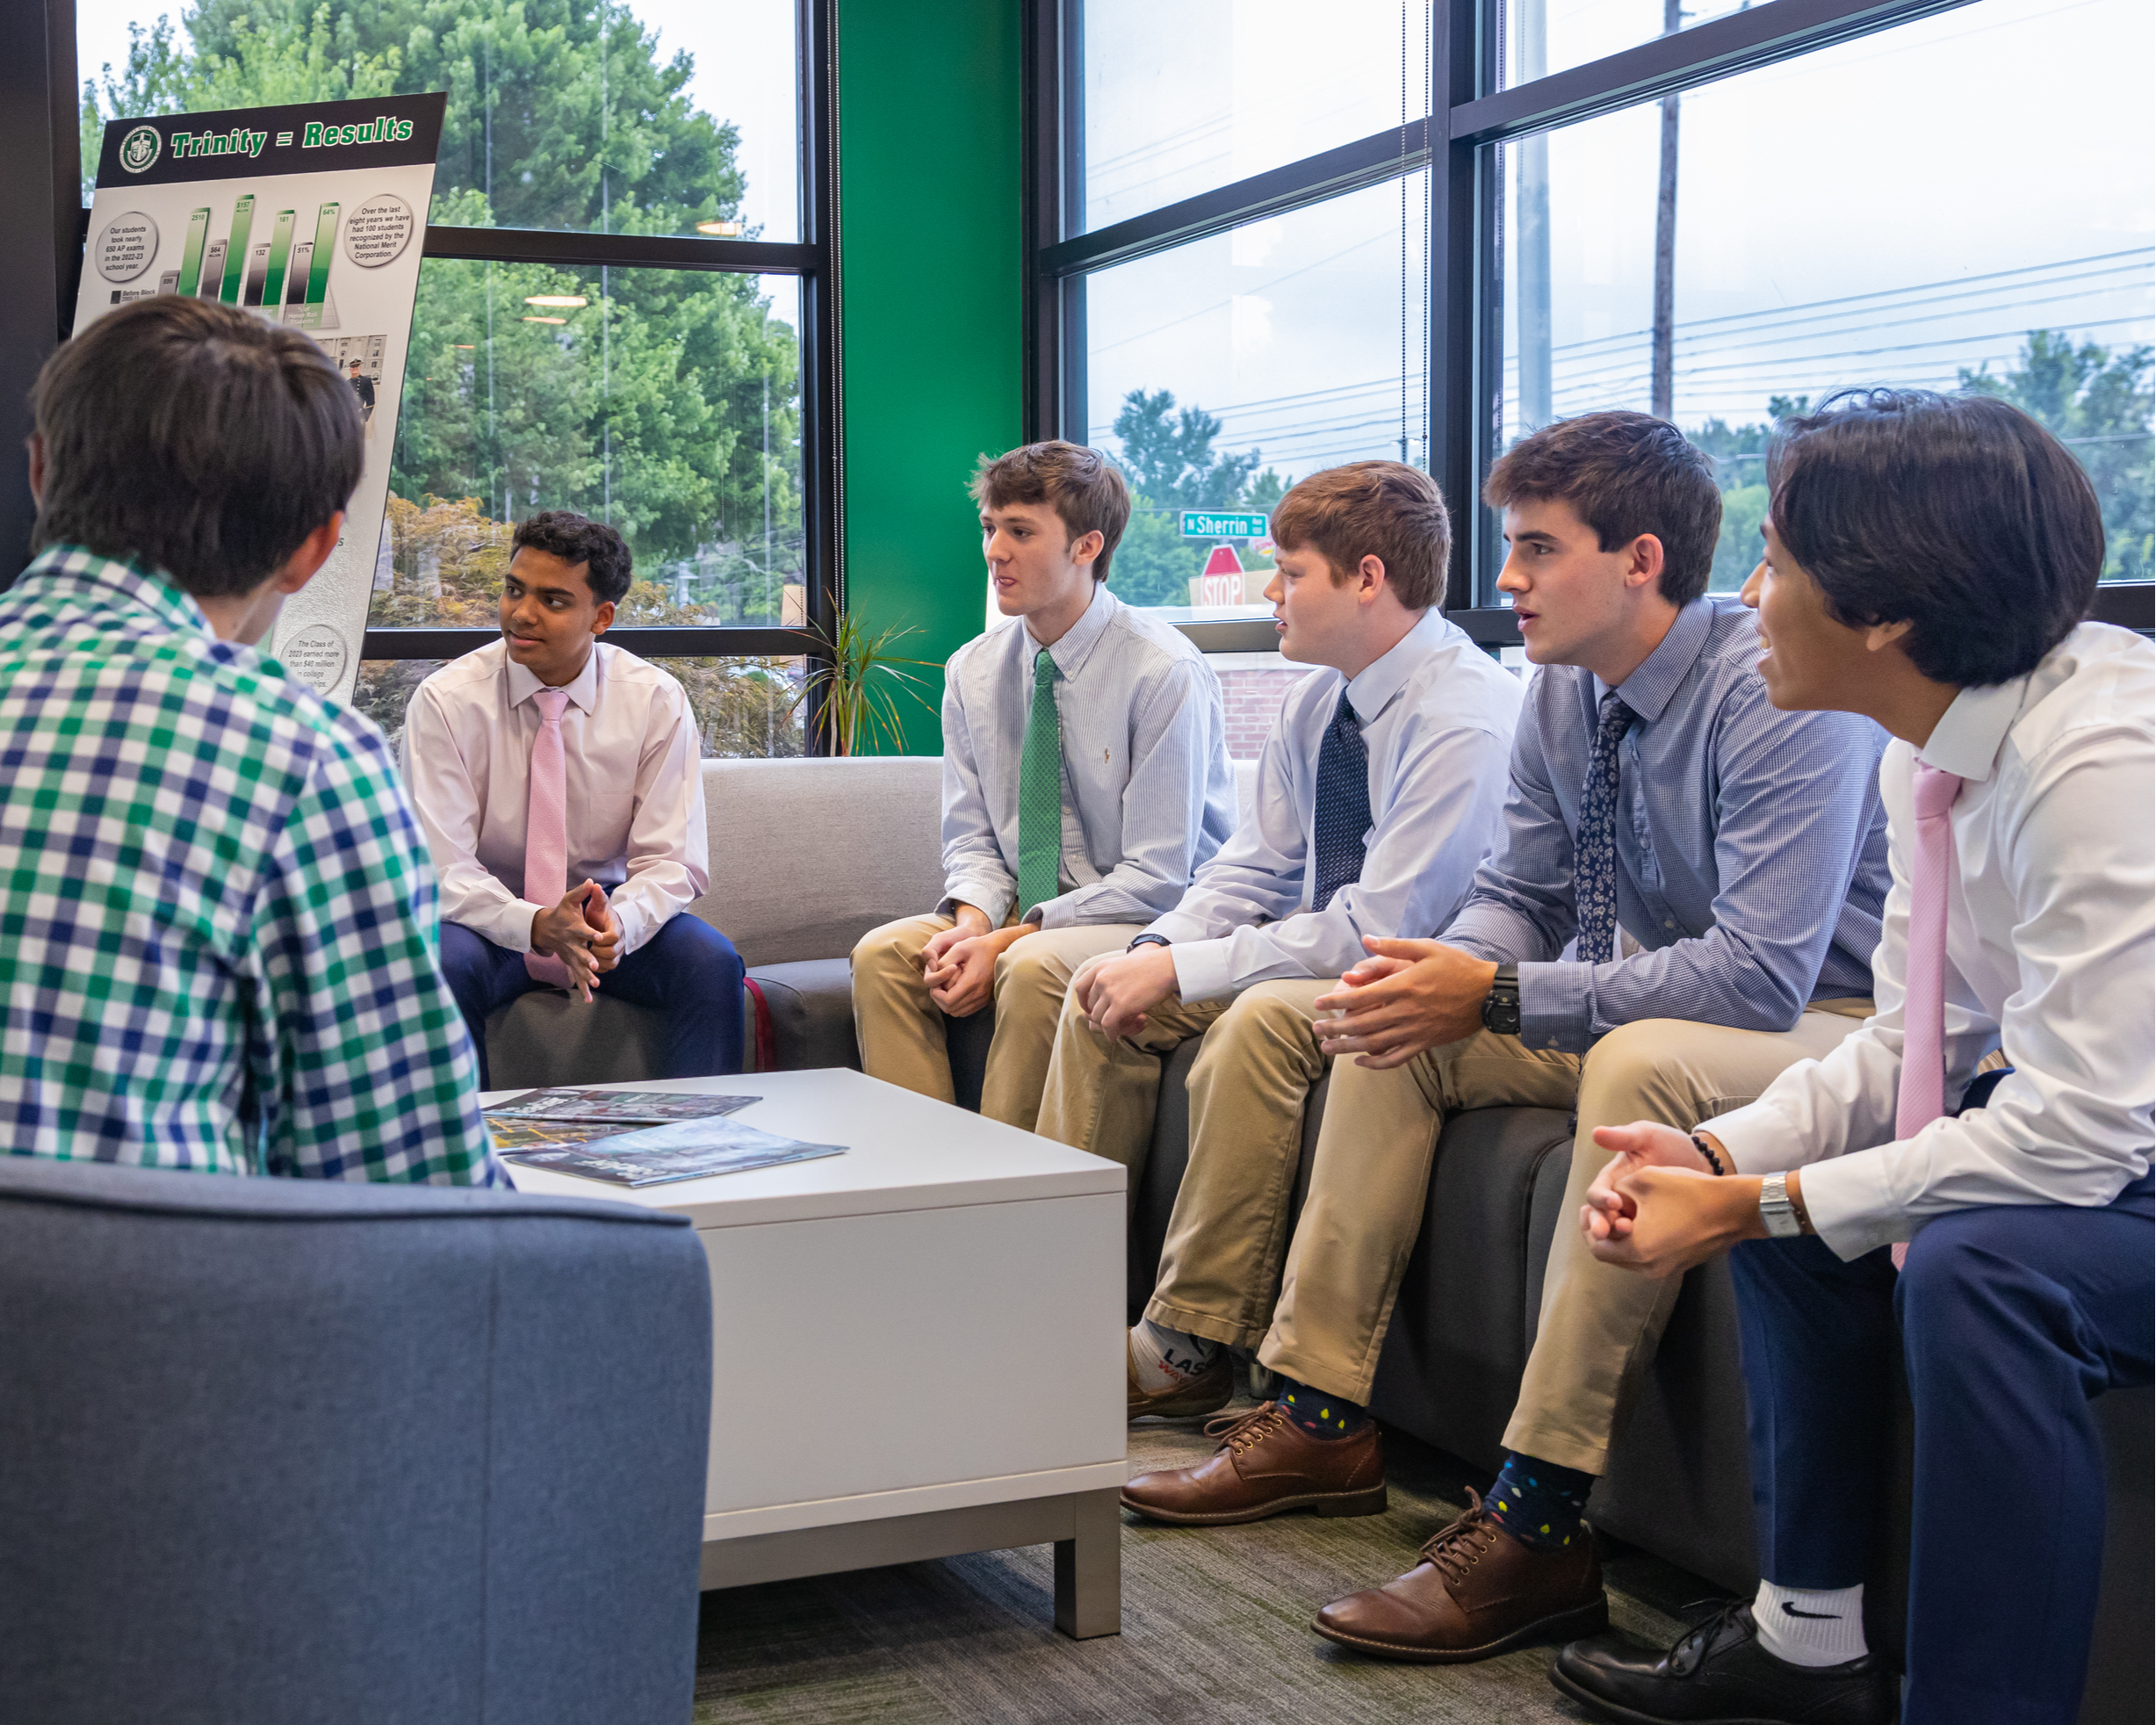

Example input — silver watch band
[1758,1171,1803,1238]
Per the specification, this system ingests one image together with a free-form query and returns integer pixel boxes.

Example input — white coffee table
[493,1069,1127,1637]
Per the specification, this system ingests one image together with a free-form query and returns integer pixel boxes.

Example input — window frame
[40,0,847,740]
[1026,0,2154,643]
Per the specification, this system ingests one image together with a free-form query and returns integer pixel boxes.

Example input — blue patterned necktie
[1310,688,1372,912]
[1573,690,1639,965]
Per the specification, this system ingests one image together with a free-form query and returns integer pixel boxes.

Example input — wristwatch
[1128,933,1172,952]
[1481,964,1521,1036]
[1758,1172,1805,1238]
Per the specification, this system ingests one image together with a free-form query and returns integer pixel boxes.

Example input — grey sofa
[0,1156,713,1725]
[501,754,2150,1720]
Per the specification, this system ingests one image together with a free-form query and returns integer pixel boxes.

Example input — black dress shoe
[1550,1603,1897,1725]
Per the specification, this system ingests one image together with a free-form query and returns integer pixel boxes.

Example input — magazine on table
[500,1117,847,1188]
[485,1087,760,1125]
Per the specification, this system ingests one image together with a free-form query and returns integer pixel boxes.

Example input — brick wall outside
[1217,667,1304,761]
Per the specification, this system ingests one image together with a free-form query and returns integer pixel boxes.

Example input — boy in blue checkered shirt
[0,296,497,1184]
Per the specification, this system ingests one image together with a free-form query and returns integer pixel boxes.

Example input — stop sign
[1201,543,1243,577]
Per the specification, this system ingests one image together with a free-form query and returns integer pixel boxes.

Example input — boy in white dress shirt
[402,510,743,1086]
[1555,390,2152,1725]
[851,441,1236,1130]
[1028,462,1523,1417]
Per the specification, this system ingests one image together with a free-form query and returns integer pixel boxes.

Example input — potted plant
[791,600,939,756]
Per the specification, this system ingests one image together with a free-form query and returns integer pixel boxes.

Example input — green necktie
[1017,648,1063,918]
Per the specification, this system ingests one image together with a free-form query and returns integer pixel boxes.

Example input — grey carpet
[694,1396,1718,1723]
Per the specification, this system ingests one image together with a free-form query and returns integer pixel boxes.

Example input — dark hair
[31,297,363,598]
[1270,461,1451,610]
[511,510,634,605]
[1483,410,1722,605]
[969,441,1132,584]
[1767,389,2102,688]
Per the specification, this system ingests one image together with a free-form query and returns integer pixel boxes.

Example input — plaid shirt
[0,547,500,1183]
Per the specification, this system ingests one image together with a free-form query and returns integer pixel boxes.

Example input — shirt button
[1664,920,1675,929]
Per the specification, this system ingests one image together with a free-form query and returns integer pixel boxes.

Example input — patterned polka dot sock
[1278,1377,1369,1441]
[1484,1450,1595,1549]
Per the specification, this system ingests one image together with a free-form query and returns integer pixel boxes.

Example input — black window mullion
[419,226,816,274]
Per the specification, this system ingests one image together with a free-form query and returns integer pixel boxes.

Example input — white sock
[1128,1319,1220,1393]
[1752,1579,1868,1668]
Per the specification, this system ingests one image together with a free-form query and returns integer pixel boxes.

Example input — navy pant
[1730,1173,2152,1725]
[441,913,746,1088]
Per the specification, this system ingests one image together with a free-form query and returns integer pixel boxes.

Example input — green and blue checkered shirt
[0,547,500,1183]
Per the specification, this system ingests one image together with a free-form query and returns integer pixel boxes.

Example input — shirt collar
[21,545,215,639]
[1344,607,1452,725]
[1604,596,1716,724]
[506,639,602,713]
[1916,674,2024,785]
[1028,583,1118,679]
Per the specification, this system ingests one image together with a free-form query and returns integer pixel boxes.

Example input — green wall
[837,0,1022,754]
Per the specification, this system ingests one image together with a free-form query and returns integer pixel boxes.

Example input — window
[73,0,834,755]
[1039,0,2153,642]
[1085,175,1431,620]
[1493,0,2156,591]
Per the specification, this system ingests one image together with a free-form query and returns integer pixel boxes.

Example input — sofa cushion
[690,757,947,966]
[746,959,861,1072]
[487,992,671,1092]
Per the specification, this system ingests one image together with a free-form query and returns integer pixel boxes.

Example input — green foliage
[1962,333,2153,583]
[79,1,797,595]
[1103,390,1280,609]
[792,603,939,757]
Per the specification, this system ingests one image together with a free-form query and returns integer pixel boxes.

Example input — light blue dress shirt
[1148,610,1524,1001]
[940,584,1237,929]
[1444,596,1891,1053]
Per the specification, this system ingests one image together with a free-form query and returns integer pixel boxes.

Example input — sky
[1078,0,2153,502]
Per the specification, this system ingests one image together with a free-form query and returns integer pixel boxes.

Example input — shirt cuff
[1785,1151,1904,1260]
[1518,960,1594,1053]
[458,895,542,955]
[940,875,1015,929]
[1169,938,1238,1005]
[1695,1098,1792,1174]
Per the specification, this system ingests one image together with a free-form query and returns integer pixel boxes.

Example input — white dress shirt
[400,639,710,960]
[1702,622,2154,1259]
[1148,610,1525,1002]
[940,583,1237,928]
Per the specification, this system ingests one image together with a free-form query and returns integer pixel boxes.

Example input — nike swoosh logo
[1782,1604,1842,1620]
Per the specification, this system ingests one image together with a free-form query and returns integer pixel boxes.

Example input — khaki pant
[850,914,1142,1131]
[1152,1000,1870,1462]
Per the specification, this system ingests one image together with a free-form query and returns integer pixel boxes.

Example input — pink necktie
[523,688,573,987]
[1891,761,1964,1266]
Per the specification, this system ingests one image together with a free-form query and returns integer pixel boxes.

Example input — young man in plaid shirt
[0,296,497,1184]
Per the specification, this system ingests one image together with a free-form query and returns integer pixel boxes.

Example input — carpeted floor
[693,1396,1714,1723]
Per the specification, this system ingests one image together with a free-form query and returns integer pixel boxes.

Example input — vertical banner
[76,94,446,704]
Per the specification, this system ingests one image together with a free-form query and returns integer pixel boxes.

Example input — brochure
[501,1118,847,1189]
[486,1088,759,1125]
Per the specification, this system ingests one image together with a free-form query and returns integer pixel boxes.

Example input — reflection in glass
[1495,0,2154,590]
[353,657,804,760]
[75,0,799,242]
[1081,0,1422,233]
[377,263,803,628]
[1085,174,1430,613]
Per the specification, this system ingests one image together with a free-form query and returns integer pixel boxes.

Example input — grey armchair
[0,1158,713,1725]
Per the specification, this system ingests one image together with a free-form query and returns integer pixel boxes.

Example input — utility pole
[1518,0,1553,432]
[1650,0,1682,422]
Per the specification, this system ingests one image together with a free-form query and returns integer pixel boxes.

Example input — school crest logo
[118,125,162,173]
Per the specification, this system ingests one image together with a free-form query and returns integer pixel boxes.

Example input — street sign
[1180,509,1269,539]
[1201,544,1244,578]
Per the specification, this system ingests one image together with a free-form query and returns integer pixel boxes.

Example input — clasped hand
[1311,937,1498,1068]
[919,906,1035,1018]
[530,880,619,1000]
[1580,1121,1766,1278]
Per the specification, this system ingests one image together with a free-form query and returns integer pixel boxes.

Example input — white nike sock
[1752,1579,1868,1668]
[1128,1319,1221,1393]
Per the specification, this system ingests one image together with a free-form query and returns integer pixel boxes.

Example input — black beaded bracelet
[1691,1132,1727,1176]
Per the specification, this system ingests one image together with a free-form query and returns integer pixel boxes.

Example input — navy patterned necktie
[1311,688,1372,913]
[1573,690,1639,965]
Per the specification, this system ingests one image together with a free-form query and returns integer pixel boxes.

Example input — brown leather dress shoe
[1120,1401,1387,1525]
[1127,1334,1234,1420]
[1312,1488,1607,1663]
